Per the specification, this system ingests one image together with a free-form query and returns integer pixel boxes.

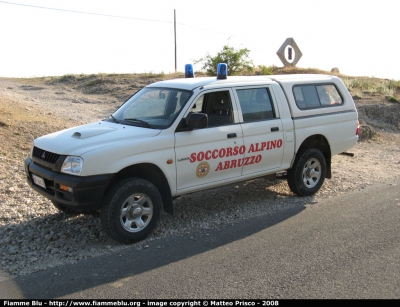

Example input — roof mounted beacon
[217,63,228,80]
[185,64,195,78]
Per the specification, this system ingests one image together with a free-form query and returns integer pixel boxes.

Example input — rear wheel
[100,178,162,243]
[287,148,326,196]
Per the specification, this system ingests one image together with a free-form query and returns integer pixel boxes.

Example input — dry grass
[0,96,73,160]
[6,68,400,103]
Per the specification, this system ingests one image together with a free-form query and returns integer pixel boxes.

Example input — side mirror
[186,113,208,130]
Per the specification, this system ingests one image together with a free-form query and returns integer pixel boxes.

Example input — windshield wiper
[124,118,151,127]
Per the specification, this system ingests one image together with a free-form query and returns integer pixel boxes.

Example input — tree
[194,45,254,76]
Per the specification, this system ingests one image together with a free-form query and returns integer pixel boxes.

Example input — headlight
[61,156,83,176]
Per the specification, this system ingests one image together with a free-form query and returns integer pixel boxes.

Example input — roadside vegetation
[342,77,400,103]
[44,69,400,104]
[13,44,400,104]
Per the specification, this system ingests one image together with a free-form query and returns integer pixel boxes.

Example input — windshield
[108,87,192,128]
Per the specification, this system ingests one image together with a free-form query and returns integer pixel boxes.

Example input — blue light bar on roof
[217,63,228,80]
[185,64,195,78]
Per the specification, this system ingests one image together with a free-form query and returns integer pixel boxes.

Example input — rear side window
[293,84,343,110]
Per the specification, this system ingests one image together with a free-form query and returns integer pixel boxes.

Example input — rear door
[233,86,285,176]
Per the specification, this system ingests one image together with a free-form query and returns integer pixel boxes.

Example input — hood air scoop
[71,127,118,139]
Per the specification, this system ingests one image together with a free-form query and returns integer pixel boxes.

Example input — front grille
[33,147,60,165]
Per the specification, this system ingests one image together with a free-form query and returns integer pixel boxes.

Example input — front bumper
[24,157,114,211]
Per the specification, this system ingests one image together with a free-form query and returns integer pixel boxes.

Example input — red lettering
[266,141,271,150]
[190,153,197,163]
[238,158,244,167]
[230,159,237,168]
[197,151,204,161]
[212,149,219,159]
[260,142,267,151]
[215,162,223,171]
[219,148,226,158]
[233,146,239,156]
[248,144,255,153]
[249,156,256,164]
[255,143,261,152]
[226,147,233,157]
[255,155,262,163]
[205,150,212,160]
[244,157,250,166]
[277,139,283,148]
[224,161,231,169]
[239,145,246,155]
[270,140,277,149]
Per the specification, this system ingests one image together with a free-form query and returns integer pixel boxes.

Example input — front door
[175,89,245,192]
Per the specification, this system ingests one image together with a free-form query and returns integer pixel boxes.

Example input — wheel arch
[296,134,332,179]
[106,163,174,215]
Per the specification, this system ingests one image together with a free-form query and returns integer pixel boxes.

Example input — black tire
[287,148,326,197]
[52,201,80,215]
[100,178,162,244]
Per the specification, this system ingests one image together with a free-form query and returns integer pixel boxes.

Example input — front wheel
[287,148,326,197]
[100,178,162,244]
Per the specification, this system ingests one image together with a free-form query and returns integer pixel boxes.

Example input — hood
[33,121,161,156]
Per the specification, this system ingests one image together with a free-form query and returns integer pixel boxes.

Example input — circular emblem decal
[196,161,210,178]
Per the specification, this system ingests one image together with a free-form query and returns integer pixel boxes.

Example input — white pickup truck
[24,64,360,243]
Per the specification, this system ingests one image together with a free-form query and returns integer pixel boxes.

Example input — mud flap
[326,158,332,179]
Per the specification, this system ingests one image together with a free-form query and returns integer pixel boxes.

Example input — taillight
[356,121,360,136]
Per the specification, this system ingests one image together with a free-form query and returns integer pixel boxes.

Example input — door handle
[271,127,279,132]
[227,133,237,138]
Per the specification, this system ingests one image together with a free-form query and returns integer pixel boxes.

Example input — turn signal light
[59,184,72,193]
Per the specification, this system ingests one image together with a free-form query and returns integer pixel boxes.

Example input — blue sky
[1,0,399,80]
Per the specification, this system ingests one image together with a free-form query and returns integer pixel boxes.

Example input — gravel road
[1,77,399,280]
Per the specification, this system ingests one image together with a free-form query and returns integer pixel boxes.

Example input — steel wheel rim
[119,193,153,233]
[302,158,321,188]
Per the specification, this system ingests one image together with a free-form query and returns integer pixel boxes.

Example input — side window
[236,88,275,122]
[207,91,233,127]
[185,90,233,128]
[317,85,343,106]
[188,90,232,127]
[191,95,204,113]
[293,84,343,110]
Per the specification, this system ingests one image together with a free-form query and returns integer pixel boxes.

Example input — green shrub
[386,95,399,103]
[194,45,254,76]
[258,65,276,75]
[343,78,361,89]
[85,79,103,87]
[56,74,76,83]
